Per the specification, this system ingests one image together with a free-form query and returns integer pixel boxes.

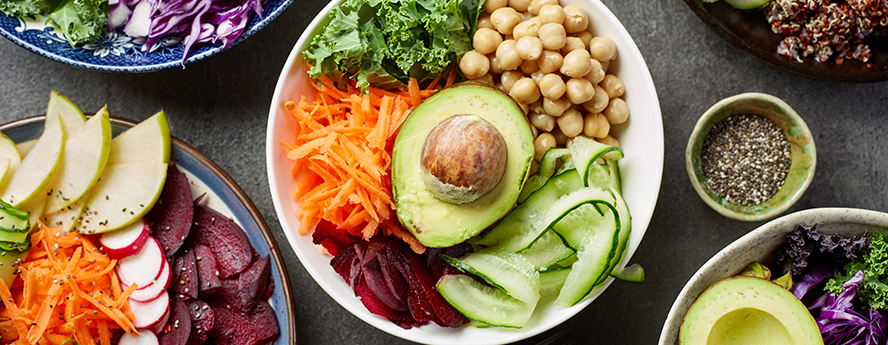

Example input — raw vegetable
[808,270,888,344]
[303,0,482,91]
[826,233,888,311]
[773,224,870,277]
[281,75,452,254]
[0,222,138,345]
[0,0,107,45]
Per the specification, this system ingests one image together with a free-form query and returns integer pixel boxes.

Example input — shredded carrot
[0,223,137,345]
[284,76,444,254]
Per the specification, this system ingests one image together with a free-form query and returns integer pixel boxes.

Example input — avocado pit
[421,115,508,204]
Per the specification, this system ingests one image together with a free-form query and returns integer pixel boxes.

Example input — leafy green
[0,0,105,46]
[304,0,482,92]
[827,233,888,310]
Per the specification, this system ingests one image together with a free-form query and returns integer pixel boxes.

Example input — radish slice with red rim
[130,293,170,329]
[117,329,159,345]
[125,259,172,302]
[100,218,151,259]
[117,237,165,290]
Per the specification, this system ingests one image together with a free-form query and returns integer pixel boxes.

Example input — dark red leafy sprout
[773,224,870,277]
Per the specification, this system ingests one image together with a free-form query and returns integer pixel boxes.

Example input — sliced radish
[117,237,165,289]
[152,305,170,334]
[125,259,171,302]
[100,218,151,259]
[117,329,159,345]
[130,293,170,329]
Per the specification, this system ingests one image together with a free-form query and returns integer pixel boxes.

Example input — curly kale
[773,224,871,277]
[827,233,888,310]
[0,0,106,46]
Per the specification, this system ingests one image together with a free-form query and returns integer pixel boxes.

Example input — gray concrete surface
[1,0,887,344]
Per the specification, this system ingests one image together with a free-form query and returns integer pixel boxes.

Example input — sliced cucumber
[539,267,571,300]
[513,230,575,270]
[518,174,547,203]
[538,148,570,179]
[610,263,645,283]
[0,198,30,233]
[436,274,535,328]
[723,0,769,10]
[441,252,539,305]
[568,136,623,187]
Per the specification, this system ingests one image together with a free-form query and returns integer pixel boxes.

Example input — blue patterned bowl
[0,0,292,72]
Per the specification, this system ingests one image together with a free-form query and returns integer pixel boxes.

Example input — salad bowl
[1,115,297,344]
[658,208,888,345]
[0,0,292,72]
[266,0,663,343]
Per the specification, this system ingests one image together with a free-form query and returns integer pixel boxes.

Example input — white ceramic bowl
[658,208,888,345]
[266,0,664,343]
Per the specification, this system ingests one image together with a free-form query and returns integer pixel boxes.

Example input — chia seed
[701,114,791,206]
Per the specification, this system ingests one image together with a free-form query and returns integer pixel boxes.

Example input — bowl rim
[0,114,298,344]
[685,92,816,221]
[658,207,888,345]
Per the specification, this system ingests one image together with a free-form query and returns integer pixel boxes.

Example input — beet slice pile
[147,164,279,345]
[315,220,472,329]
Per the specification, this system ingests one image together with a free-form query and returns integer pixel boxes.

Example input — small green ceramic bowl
[686,92,816,222]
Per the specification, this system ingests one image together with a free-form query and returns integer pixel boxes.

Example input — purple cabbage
[773,224,870,277]
[808,270,888,345]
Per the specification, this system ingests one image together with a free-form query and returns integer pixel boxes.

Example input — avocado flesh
[680,276,823,345]
[391,82,534,248]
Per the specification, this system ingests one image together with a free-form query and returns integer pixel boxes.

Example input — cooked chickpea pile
[459,0,630,163]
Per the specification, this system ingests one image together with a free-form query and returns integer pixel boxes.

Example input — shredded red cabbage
[807,270,888,344]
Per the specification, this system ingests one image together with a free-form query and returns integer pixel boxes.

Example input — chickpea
[537,50,563,74]
[539,73,566,100]
[604,98,629,124]
[583,85,609,113]
[496,39,523,71]
[459,51,490,80]
[560,49,592,78]
[512,20,540,41]
[600,59,610,73]
[516,36,543,61]
[483,0,508,13]
[599,74,625,98]
[543,95,571,116]
[491,7,522,35]
[509,0,531,12]
[478,13,494,30]
[529,112,556,132]
[538,23,567,50]
[530,123,539,137]
[596,135,620,147]
[584,112,610,138]
[562,5,589,33]
[528,0,558,15]
[529,100,545,114]
[520,58,540,74]
[557,108,584,137]
[488,54,504,74]
[471,73,495,86]
[520,102,530,114]
[589,36,617,61]
[473,28,503,55]
[500,70,525,93]
[583,58,605,84]
[565,137,574,148]
[576,31,593,47]
[565,78,595,104]
[550,126,568,146]
[534,132,557,162]
[510,77,541,104]
[538,4,565,24]
[530,70,546,86]
[560,37,585,55]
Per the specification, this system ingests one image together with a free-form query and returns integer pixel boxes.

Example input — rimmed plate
[683,0,888,82]
[0,0,292,72]
[267,0,663,343]
[0,115,297,344]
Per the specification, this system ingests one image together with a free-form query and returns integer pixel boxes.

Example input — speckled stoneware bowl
[658,208,888,345]
[686,92,816,222]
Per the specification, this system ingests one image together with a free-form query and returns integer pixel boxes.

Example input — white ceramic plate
[658,208,888,345]
[266,0,663,343]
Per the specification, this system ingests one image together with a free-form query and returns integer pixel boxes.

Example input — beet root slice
[212,255,271,313]
[146,164,194,260]
[192,244,221,294]
[170,249,199,300]
[159,298,191,345]
[210,302,279,345]
[186,299,214,345]
[190,204,252,278]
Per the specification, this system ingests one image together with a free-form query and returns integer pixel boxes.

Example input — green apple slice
[42,198,85,233]
[79,112,170,234]
[46,90,87,137]
[0,115,66,207]
[0,133,21,190]
[42,107,112,214]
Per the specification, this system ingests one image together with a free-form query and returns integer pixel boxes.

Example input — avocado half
[391,82,534,248]
[680,276,823,345]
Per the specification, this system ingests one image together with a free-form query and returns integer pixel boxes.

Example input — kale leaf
[827,233,888,310]
[773,224,870,277]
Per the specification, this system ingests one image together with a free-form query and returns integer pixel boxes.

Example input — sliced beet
[159,298,191,345]
[193,244,221,294]
[394,244,468,328]
[186,299,215,345]
[376,245,409,309]
[146,164,194,260]
[171,249,199,300]
[190,204,252,278]
[212,256,271,313]
[330,241,366,287]
[354,274,418,329]
[210,302,279,345]
[262,271,275,300]
[312,220,360,256]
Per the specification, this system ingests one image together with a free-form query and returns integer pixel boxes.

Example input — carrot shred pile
[281,71,455,254]
[0,222,137,345]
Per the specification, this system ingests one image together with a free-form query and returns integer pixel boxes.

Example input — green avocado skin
[679,276,823,345]
[391,82,534,248]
